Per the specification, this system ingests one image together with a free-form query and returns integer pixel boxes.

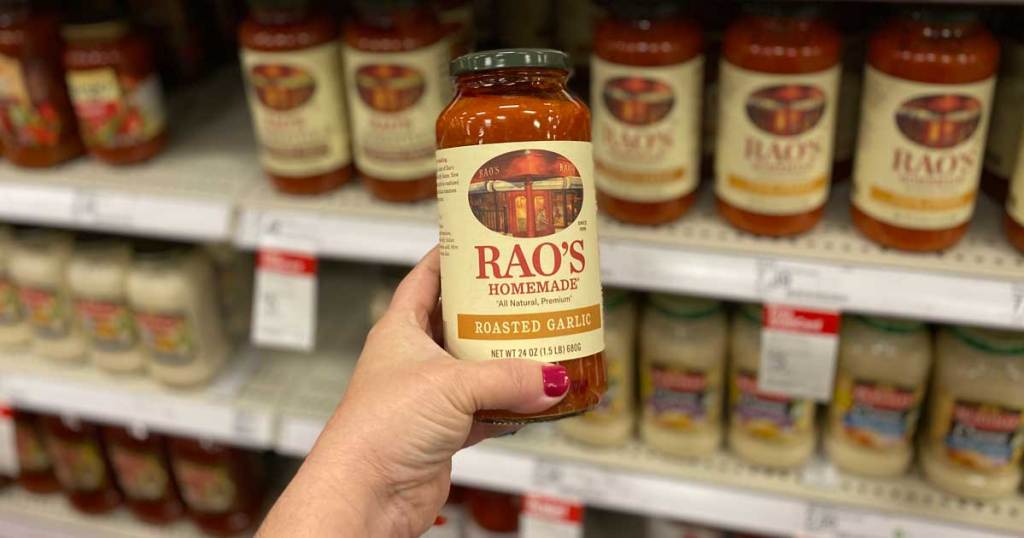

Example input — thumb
[450,360,571,415]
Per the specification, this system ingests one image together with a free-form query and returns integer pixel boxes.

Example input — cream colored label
[592,55,702,203]
[436,141,604,362]
[853,67,994,230]
[1008,132,1024,225]
[984,43,1024,179]
[716,62,839,215]
[343,41,450,181]
[242,43,351,177]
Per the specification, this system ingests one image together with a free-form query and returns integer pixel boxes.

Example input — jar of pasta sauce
[13,410,60,494]
[716,4,840,237]
[169,438,265,536]
[852,9,998,252]
[592,0,704,225]
[102,426,184,525]
[41,415,121,514]
[343,0,450,202]
[436,49,606,422]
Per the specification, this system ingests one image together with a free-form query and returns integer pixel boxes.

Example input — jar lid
[450,48,571,77]
[12,227,70,248]
[649,293,721,319]
[950,326,1024,355]
[603,288,631,310]
[903,7,980,24]
[853,315,925,334]
[134,240,191,260]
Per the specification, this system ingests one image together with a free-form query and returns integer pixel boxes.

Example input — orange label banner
[457,304,602,341]
[869,185,975,211]
[727,174,828,196]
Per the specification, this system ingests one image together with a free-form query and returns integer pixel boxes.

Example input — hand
[258,248,571,537]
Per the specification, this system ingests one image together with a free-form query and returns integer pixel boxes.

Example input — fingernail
[542,364,570,397]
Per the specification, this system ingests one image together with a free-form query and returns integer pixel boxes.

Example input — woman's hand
[258,248,570,537]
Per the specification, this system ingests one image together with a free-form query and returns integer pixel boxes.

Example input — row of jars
[0,226,237,388]
[8,410,265,536]
[556,291,1024,501]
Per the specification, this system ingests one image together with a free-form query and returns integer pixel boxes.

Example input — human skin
[257,248,570,537]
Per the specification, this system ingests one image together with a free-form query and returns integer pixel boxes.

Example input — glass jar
[436,49,605,422]
[168,438,265,536]
[716,4,840,236]
[62,4,167,165]
[558,289,636,447]
[466,488,519,538]
[727,304,816,468]
[342,0,449,202]
[592,1,704,225]
[13,410,60,494]
[41,415,121,514]
[0,225,30,349]
[921,327,1024,499]
[825,316,932,477]
[103,426,183,524]
[851,9,999,252]
[982,36,1024,204]
[639,295,726,458]
[239,0,352,195]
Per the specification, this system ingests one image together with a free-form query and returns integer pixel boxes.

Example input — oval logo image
[469,149,584,238]
[895,94,982,148]
[745,85,826,136]
[249,64,317,110]
[356,64,425,112]
[602,77,674,125]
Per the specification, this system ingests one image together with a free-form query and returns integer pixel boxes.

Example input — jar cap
[134,239,191,259]
[950,326,1024,355]
[903,7,980,24]
[853,315,925,334]
[649,293,721,319]
[451,48,571,77]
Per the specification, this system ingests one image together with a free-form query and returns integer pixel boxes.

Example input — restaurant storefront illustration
[469,149,584,238]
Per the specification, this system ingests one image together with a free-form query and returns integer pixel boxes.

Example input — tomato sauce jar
[715,4,840,237]
[168,438,265,537]
[591,1,704,225]
[13,410,61,494]
[102,426,184,525]
[343,0,450,202]
[41,415,121,514]
[851,9,998,252]
[436,49,606,423]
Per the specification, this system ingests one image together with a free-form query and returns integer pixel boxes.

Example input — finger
[449,360,570,415]
[463,423,521,448]
[388,247,441,330]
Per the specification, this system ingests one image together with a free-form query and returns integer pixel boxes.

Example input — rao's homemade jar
[436,49,605,422]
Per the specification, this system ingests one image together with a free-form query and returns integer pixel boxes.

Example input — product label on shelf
[75,299,136,351]
[109,445,170,501]
[18,286,72,339]
[642,364,719,430]
[14,417,48,473]
[933,394,1024,470]
[732,369,813,438]
[853,67,994,230]
[173,459,236,513]
[831,373,922,448]
[520,494,584,538]
[66,67,166,149]
[343,40,450,181]
[0,53,65,148]
[134,310,197,365]
[50,437,107,492]
[0,277,22,325]
[252,248,318,351]
[984,42,1024,179]
[0,406,16,477]
[716,62,839,215]
[591,55,703,203]
[758,304,840,401]
[241,42,352,178]
[436,141,604,362]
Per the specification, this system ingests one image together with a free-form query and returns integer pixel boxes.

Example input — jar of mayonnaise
[0,225,30,349]
[68,236,144,373]
[127,242,229,387]
[825,316,931,477]
[640,294,727,458]
[727,304,816,468]
[9,229,87,362]
[921,327,1024,499]
[559,289,637,447]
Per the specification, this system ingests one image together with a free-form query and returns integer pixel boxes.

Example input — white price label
[71,189,134,227]
[0,404,16,477]
[1011,283,1024,325]
[531,460,627,505]
[759,304,840,401]
[252,249,318,351]
[757,260,848,309]
[806,504,909,538]
[520,494,584,538]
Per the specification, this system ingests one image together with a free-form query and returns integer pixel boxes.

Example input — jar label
[642,364,718,431]
[852,67,994,230]
[15,421,50,472]
[436,141,604,362]
[0,54,65,148]
[241,42,352,177]
[984,43,1024,179]
[75,299,136,352]
[831,373,921,449]
[66,67,166,150]
[49,437,107,492]
[343,40,450,181]
[18,286,71,339]
[715,62,839,215]
[173,459,236,513]
[109,445,170,501]
[731,369,812,438]
[591,56,702,203]
[934,396,1024,471]
[0,277,23,326]
[134,310,197,365]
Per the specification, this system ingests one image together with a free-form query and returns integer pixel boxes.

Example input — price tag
[252,249,318,351]
[805,504,908,538]
[0,404,16,477]
[1011,283,1024,325]
[531,460,627,505]
[71,189,133,227]
[520,494,584,538]
[757,260,848,309]
[758,304,839,401]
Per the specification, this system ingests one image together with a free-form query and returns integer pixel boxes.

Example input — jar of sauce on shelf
[0,0,82,167]
[436,49,606,422]
[466,488,519,538]
[0,225,30,350]
[168,438,265,536]
[715,4,840,237]
[103,425,183,524]
[592,0,704,225]
[239,0,352,195]
[62,2,168,165]
[343,0,450,202]
[13,410,60,494]
[852,9,999,252]
[41,415,121,514]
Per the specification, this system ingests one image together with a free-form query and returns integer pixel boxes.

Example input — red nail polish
[542,364,570,397]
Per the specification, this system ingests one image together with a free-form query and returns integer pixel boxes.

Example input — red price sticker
[758,304,840,401]
[520,494,584,538]
[252,249,318,351]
